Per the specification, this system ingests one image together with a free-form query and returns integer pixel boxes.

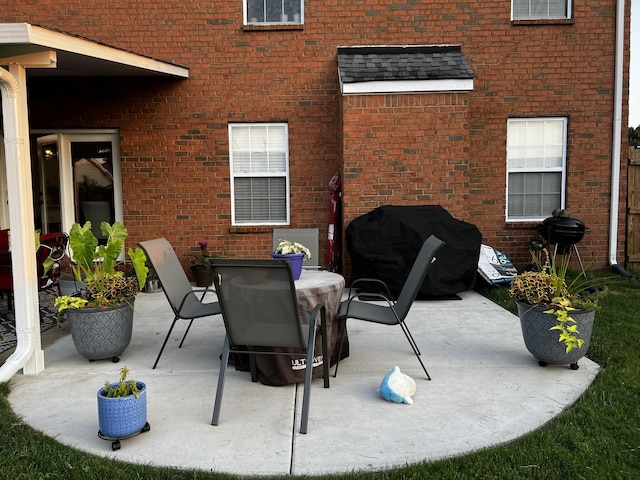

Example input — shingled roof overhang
[337,45,474,95]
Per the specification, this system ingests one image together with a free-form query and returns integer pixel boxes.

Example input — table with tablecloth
[241,269,349,386]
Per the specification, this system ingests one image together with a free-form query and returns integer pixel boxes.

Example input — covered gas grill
[536,213,587,277]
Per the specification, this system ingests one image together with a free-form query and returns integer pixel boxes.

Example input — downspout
[608,0,636,279]
[0,65,43,382]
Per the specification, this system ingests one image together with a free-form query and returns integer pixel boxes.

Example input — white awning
[0,22,189,78]
[0,23,187,382]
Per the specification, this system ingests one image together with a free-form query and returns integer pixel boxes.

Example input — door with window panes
[35,131,123,243]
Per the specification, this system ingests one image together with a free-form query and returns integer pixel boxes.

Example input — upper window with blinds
[229,123,290,226]
[245,0,304,25]
[512,0,571,20]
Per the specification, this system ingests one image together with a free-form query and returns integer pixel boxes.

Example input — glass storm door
[36,132,122,240]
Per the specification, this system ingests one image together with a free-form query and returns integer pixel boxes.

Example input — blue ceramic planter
[97,381,147,438]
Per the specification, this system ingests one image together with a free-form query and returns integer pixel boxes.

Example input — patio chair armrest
[176,284,216,312]
[341,286,396,321]
[348,278,395,302]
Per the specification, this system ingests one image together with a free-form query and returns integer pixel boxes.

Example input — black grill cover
[346,205,482,298]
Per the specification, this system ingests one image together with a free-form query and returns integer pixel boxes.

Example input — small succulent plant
[102,366,140,398]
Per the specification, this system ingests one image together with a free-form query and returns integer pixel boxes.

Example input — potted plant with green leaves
[271,238,312,281]
[142,259,161,293]
[55,221,148,362]
[97,366,149,451]
[187,240,216,287]
[509,248,605,370]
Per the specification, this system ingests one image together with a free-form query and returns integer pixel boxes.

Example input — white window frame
[244,0,304,25]
[506,117,567,222]
[229,123,290,226]
[511,0,571,20]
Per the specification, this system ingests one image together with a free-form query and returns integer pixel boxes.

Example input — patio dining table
[236,269,348,386]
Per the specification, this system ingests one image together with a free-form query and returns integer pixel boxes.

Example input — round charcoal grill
[538,216,586,247]
[536,215,587,277]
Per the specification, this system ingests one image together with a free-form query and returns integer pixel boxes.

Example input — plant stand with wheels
[98,421,151,451]
[97,376,149,450]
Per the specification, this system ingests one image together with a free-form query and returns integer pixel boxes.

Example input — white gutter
[0,64,43,382]
[609,0,626,269]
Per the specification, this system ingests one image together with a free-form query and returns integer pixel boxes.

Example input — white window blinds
[512,0,570,20]
[229,124,289,225]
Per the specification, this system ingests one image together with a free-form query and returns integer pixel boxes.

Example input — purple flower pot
[271,252,305,280]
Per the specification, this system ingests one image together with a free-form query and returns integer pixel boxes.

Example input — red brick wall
[3,0,630,275]
[342,92,470,220]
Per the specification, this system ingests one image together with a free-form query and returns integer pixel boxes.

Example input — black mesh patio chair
[335,234,446,380]
[210,258,329,434]
[138,238,221,369]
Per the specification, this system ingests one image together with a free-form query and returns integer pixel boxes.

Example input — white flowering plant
[274,239,312,260]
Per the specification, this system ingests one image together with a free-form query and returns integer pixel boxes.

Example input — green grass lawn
[1,272,639,479]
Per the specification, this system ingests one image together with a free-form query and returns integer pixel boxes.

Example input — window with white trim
[506,118,567,221]
[245,0,304,24]
[229,123,289,225]
[512,0,571,20]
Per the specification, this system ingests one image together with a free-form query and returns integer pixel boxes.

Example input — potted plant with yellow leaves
[55,221,147,363]
[509,248,605,370]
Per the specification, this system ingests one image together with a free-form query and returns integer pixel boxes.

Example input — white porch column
[0,63,43,381]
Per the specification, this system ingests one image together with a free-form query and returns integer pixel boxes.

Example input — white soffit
[0,23,188,78]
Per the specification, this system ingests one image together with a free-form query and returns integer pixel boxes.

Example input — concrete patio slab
[7,288,599,476]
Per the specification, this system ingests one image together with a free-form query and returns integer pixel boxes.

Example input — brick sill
[243,24,304,32]
[229,226,277,234]
[505,222,541,230]
[511,18,575,26]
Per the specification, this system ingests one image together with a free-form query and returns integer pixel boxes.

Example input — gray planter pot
[517,301,595,369]
[142,279,162,293]
[58,275,86,296]
[67,299,135,362]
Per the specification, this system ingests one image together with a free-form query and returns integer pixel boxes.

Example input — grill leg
[553,243,587,280]
[573,244,587,279]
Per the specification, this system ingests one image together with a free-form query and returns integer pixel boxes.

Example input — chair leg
[400,320,422,356]
[178,319,195,348]
[333,327,345,378]
[300,313,320,434]
[152,316,179,369]
[399,322,431,381]
[249,353,258,382]
[212,335,230,426]
[319,307,329,388]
